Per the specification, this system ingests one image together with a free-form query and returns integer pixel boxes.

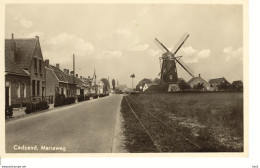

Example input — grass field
[120,92,243,152]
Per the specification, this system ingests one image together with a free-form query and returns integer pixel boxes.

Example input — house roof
[5,56,30,77]
[187,76,209,85]
[5,38,37,69]
[232,80,243,85]
[75,77,88,87]
[209,77,229,85]
[63,74,77,85]
[49,65,68,83]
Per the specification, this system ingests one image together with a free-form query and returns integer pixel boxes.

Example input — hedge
[5,106,13,118]
[78,95,91,102]
[25,100,49,114]
[54,93,75,107]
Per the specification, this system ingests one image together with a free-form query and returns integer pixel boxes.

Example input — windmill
[154,33,194,92]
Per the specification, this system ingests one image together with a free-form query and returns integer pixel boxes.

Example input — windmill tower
[154,33,194,92]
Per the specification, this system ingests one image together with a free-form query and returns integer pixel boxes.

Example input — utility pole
[94,68,97,94]
[73,54,75,84]
[130,73,135,91]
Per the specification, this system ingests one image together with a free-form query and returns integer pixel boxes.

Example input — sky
[5,4,243,88]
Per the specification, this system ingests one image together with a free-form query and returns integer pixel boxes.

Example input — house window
[21,83,26,98]
[34,58,38,72]
[32,80,35,96]
[17,83,20,98]
[37,81,40,96]
[39,59,42,74]
[61,87,64,95]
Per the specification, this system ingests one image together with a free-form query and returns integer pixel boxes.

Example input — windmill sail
[154,38,170,53]
[172,33,189,55]
[175,58,194,77]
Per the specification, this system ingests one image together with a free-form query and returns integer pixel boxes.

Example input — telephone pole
[73,54,75,84]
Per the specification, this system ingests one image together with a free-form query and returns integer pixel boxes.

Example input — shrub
[5,106,13,118]
[25,103,34,114]
[93,94,99,99]
[25,100,49,114]
[78,94,85,102]
[54,93,65,107]
[85,95,90,100]
[39,100,49,110]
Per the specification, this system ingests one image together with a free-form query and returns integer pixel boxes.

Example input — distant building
[116,84,128,92]
[187,74,210,90]
[74,74,89,96]
[143,83,153,92]
[5,34,46,103]
[231,80,243,91]
[45,61,76,103]
[209,77,230,91]
[136,78,153,92]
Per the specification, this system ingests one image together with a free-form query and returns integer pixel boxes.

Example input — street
[6,94,123,153]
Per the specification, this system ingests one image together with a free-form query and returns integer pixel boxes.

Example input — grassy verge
[120,97,159,152]
[120,92,243,152]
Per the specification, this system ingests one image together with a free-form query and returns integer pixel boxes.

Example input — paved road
[6,94,123,153]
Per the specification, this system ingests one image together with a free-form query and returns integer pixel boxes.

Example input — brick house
[209,77,230,91]
[5,56,30,107]
[5,34,46,103]
[45,60,78,103]
[187,74,211,90]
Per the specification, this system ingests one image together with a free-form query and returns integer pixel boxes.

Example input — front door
[6,86,9,106]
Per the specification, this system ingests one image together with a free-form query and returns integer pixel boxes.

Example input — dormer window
[34,57,38,73]
[39,59,42,74]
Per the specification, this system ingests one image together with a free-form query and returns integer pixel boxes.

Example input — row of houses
[186,74,243,91]
[5,34,108,108]
[140,74,243,92]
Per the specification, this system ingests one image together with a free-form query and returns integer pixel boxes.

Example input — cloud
[42,32,94,66]
[101,28,149,52]
[98,51,122,59]
[147,49,161,57]
[180,46,211,63]
[198,49,211,58]
[20,18,33,28]
[49,32,94,55]
[129,44,149,51]
[14,13,33,28]
[223,47,243,61]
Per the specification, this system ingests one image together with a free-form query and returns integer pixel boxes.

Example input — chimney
[63,69,67,74]
[45,59,49,67]
[10,33,17,61]
[80,76,82,79]
[67,69,69,74]
[199,74,201,78]
[76,74,78,78]
[56,63,60,69]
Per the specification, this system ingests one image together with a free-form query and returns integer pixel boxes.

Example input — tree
[218,81,230,91]
[136,78,153,92]
[112,79,115,91]
[193,83,204,91]
[101,78,110,93]
[178,78,190,91]
[153,78,161,84]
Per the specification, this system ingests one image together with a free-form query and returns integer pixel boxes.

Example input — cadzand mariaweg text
[13,145,67,152]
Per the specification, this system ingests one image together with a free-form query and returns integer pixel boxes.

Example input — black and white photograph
[3,2,247,155]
